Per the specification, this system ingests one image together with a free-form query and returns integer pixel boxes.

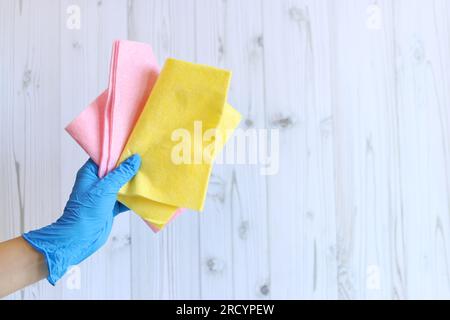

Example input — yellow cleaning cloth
[117,58,241,226]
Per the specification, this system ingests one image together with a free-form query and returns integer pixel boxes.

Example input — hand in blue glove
[23,154,141,285]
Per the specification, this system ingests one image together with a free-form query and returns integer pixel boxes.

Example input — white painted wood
[223,0,270,299]
[1,0,450,300]
[0,0,23,301]
[392,0,450,299]
[262,0,338,299]
[329,0,399,299]
[11,0,63,299]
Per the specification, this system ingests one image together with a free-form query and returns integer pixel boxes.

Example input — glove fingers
[71,159,100,198]
[77,159,99,176]
[95,154,141,195]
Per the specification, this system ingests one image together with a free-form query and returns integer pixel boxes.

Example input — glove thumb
[96,154,142,194]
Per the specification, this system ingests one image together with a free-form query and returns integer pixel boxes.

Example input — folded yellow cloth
[117,58,241,226]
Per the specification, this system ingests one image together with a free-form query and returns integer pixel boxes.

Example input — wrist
[0,237,48,297]
[22,226,70,285]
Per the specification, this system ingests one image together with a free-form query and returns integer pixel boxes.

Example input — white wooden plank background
[0,0,449,300]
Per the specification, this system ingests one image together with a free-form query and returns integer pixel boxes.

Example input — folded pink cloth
[66,40,181,232]
[67,40,159,174]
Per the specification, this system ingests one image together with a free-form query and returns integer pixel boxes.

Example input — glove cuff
[22,233,68,286]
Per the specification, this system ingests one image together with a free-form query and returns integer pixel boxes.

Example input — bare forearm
[0,237,48,298]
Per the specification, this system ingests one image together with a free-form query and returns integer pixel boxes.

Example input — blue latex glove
[23,154,141,285]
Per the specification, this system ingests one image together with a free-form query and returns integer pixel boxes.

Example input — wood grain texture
[393,0,450,299]
[224,0,270,299]
[330,0,399,299]
[1,0,450,300]
[263,0,338,299]
[0,0,22,300]
[12,0,62,300]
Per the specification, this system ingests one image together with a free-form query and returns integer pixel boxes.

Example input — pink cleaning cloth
[65,40,182,232]
[66,40,158,174]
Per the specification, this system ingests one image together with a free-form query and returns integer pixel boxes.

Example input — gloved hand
[23,154,141,285]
